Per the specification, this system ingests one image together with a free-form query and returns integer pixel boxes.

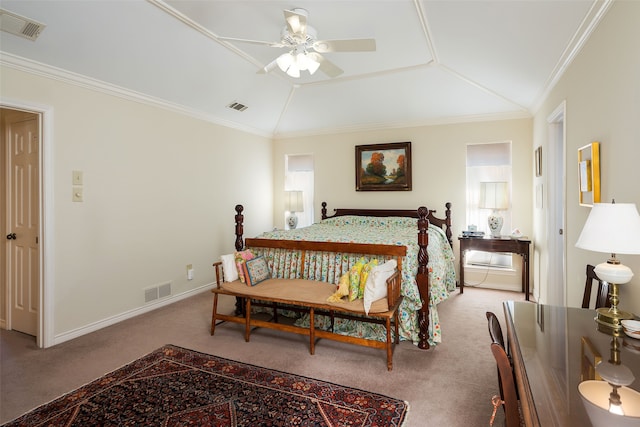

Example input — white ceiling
[0,0,609,137]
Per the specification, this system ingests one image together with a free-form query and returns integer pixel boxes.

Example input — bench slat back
[244,238,405,285]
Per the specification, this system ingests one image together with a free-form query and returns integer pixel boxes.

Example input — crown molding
[0,52,273,138]
[531,0,613,114]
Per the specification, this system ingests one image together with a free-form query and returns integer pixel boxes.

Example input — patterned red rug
[4,344,408,426]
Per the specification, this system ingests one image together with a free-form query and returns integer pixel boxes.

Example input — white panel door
[6,111,40,336]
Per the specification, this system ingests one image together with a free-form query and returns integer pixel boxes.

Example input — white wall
[273,118,533,286]
[533,0,640,310]
[1,66,273,343]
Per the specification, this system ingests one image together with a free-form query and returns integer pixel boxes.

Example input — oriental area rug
[4,344,408,427]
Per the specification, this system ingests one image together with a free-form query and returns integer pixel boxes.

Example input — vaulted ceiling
[0,0,609,137]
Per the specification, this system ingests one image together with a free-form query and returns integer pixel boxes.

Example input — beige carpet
[0,286,526,426]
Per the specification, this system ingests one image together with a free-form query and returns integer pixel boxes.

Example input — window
[285,154,314,228]
[466,142,512,267]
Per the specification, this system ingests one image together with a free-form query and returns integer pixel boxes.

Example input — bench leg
[245,299,252,342]
[394,311,400,344]
[309,308,315,355]
[386,317,393,371]
[211,292,219,335]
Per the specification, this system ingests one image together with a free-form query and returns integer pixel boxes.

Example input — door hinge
[36,236,39,244]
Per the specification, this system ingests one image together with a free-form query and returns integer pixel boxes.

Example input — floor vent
[0,9,46,41]
[145,282,172,303]
[227,101,248,112]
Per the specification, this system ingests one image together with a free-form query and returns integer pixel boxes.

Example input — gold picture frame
[580,336,602,381]
[578,142,600,206]
[535,146,542,177]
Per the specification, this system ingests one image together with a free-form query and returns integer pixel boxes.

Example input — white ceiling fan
[218,8,376,78]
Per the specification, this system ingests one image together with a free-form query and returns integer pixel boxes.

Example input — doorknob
[6,233,16,240]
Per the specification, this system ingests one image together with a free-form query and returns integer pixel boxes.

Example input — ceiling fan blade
[256,58,279,75]
[308,52,343,78]
[218,36,286,48]
[284,9,307,36]
[313,38,376,53]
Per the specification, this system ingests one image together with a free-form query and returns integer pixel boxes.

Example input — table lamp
[284,190,304,229]
[479,182,509,237]
[575,202,640,329]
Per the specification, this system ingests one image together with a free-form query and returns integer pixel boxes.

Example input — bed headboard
[320,201,453,248]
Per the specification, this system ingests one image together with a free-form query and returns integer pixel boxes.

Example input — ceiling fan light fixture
[307,57,320,75]
[276,52,294,72]
[286,63,300,78]
[296,51,318,72]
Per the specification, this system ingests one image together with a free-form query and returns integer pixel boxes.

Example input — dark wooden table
[503,301,640,426]
[458,236,531,300]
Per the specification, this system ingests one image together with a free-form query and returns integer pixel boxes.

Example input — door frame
[546,101,567,306]
[2,98,54,348]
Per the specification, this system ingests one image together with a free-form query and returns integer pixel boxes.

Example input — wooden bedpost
[321,201,328,220]
[444,202,453,247]
[235,204,244,251]
[234,204,245,316]
[416,206,431,350]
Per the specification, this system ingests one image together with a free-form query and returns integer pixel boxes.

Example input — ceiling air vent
[227,102,248,112]
[0,9,46,41]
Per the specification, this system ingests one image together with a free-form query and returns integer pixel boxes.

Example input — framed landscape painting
[355,142,412,191]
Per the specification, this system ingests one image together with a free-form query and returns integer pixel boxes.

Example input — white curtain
[285,154,314,228]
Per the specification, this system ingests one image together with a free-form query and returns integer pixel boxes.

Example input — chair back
[486,311,506,349]
[582,264,611,309]
[491,342,520,427]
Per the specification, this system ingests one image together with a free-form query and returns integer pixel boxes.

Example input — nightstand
[458,236,531,300]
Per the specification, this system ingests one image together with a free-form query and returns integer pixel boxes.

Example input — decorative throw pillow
[363,259,397,314]
[242,256,271,286]
[359,259,379,299]
[348,258,367,301]
[221,253,239,282]
[234,249,255,283]
[327,273,350,302]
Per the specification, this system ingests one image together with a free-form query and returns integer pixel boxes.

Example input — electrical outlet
[187,269,194,280]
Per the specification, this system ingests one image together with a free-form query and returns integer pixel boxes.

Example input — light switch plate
[72,170,83,185]
[72,187,83,202]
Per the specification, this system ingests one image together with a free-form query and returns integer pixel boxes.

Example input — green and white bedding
[254,215,457,346]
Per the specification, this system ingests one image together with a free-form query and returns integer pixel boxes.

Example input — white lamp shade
[479,182,509,210]
[576,203,640,255]
[284,191,304,213]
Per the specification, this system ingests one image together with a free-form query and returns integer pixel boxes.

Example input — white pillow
[363,259,397,314]
[221,253,239,282]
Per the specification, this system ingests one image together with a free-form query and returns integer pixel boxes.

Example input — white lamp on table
[575,202,640,329]
[284,190,304,229]
[479,182,509,237]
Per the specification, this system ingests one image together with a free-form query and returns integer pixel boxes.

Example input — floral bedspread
[253,215,456,346]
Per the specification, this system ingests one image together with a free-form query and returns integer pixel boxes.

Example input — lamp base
[287,213,299,229]
[595,307,634,330]
[487,214,503,237]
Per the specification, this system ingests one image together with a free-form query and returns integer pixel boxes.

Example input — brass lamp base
[595,307,634,330]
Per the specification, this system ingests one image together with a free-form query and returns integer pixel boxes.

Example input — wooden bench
[211,238,406,370]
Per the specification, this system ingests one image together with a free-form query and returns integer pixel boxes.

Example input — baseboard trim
[52,283,215,346]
